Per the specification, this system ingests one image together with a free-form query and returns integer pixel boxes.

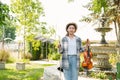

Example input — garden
[0,62,54,80]
[0,41,119,80]
[0,0,120,80]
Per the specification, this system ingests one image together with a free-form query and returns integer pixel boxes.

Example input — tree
[106,0,120,46]
[10,0,56,58]
[10,0,45,55]
[0,1,15,48]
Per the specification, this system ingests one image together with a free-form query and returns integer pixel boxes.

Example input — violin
[82,39,93,70]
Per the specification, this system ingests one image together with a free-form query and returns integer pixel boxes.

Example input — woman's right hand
[58,42,61,48]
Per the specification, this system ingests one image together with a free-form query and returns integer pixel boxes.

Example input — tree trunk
[117,22,120,62]
[118,23,120,45]
[114,20,120,45]
[114,19,120,62]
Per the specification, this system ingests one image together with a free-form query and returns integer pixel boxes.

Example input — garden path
[30,60,99,80]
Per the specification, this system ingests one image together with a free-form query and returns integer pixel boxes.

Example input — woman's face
[67,25,76,35]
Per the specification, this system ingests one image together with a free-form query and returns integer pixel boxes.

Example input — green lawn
[0,63,54,80]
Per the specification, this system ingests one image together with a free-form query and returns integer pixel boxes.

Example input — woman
[59,22,84,80]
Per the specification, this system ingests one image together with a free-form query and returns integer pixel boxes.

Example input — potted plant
[0,49,10,69]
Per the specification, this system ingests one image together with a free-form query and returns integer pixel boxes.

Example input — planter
[0,62,5,70]
[16,62,25,70]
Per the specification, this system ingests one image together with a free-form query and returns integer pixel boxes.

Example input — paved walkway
[30,60,100,80]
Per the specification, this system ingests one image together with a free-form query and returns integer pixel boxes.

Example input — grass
[0,63,55,80]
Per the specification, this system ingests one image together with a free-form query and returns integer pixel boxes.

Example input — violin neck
[87,46,90,57]
[86,39,91,57]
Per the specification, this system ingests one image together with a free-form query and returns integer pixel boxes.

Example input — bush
[48,53,61,60]
[21,52,32,59]
[79,65,84,71]
[0,49,10,62]
[20,59,30,63]
[109,53,118,66]
[6,57,15,63]
[90,72,107,79]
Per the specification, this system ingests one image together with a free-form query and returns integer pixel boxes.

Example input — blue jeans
[63,55,78,80]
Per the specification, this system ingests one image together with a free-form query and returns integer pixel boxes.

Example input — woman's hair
[66,22,77,36]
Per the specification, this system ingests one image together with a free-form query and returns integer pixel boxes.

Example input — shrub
[79,65,84,71]
[21,52,32,59]
[20,59,30,63]
[109,53,118,66]
[90,72,107,79]
[6,57,16,63]
[0,49,10,62]
[48,53,61,60]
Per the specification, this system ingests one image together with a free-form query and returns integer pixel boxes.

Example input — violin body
[82,51,93,69]
[82,39,93,70]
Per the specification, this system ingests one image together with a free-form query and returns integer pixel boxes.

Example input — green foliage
[79,65,84,71]
[6,57,16,63]
[4,26,16,40]
[19,59,30,63]
[0,2,15,40]
[30,48,41,60]
[80,54,84,71]
[26,35,41,52]
[32,40,41,51]
[48,53,61,60]
[0,2,10,25]
[90,71,107,79]
[108,75,113,80]
[0,25,16,41]
[10,0,56,55]
[91,0,108,13]
[10,0,44,34]
[109,53,118,66]
[29,40,57,60]
[10,0,45,50]
[53,40,60,49]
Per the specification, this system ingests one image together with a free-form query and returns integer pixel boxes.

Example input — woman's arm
[79,38,85,53]
[58,39,64,54]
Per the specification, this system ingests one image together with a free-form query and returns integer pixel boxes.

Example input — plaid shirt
[59,35,84,69]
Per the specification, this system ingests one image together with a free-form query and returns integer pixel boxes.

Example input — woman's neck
[68,34,74,38]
